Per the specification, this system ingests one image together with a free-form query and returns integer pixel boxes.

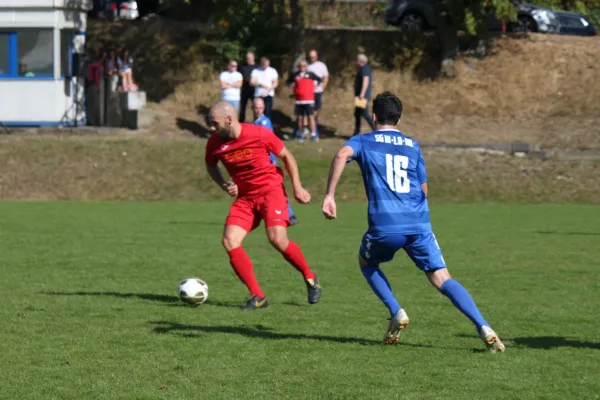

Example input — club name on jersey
[374,134,413,147]
[223,148,253,162]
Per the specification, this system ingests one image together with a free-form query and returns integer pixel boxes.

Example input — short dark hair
[372,91,403,125]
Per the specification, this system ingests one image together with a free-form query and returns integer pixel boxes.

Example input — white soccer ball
[178,278,208,306]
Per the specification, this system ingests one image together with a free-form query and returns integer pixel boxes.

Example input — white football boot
[383,309,410,345]
[480,326,506,353]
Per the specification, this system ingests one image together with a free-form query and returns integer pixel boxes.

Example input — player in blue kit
[253,97,299,226]
[322,92,505,352]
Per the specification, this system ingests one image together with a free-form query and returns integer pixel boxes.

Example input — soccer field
[0,202,598,399]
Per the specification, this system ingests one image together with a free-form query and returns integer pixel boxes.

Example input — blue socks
[359,267,488,330]
[361,266,401,317]
[288,202,295,219]
[440,279,489,332]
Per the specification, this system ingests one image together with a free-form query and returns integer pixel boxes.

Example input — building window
[61,30,75,77]
[17,29,53,77]
[0,34,9,76]
[0,29,54,79]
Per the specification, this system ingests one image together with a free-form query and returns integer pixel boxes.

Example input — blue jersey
[346,129,431,235]
[254,115,277,164]
[254,115,273,131]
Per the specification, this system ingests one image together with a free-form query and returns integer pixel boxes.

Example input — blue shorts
[359,232,446,271]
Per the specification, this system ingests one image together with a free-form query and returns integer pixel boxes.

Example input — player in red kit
[205,101,321,310]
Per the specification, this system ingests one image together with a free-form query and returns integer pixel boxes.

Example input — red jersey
[287,71,321,104]
[205,123,285,197]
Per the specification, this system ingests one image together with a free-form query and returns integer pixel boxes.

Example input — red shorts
[225,188,290,232]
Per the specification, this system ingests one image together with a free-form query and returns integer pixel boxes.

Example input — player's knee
[222,235,241,252]
[267,232,288,251]
[426,268,451,290]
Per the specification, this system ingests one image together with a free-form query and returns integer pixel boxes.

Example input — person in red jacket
[286,60,322,142]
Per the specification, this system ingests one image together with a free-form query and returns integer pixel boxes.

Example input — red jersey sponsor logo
[205,123,286,197]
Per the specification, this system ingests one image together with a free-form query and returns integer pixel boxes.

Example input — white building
[0,0,90,127]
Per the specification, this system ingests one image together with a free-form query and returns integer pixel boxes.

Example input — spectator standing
[286,60,322,142]
[118,49,137,92]
[106,50,119,91]
[252,98,299,226]
[307,50,329,134]
[219,60,243,112]
[250,57,278,119]
[88,50,106,88]
[239,51,258,122]
[353,54,375,136]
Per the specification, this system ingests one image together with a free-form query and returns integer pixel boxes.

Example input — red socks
[228,247,264,298]
[228,242,314,298]
[282,241,316,280]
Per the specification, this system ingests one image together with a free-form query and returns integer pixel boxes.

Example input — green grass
[0,202,598,399]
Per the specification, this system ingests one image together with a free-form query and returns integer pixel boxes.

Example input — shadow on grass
[281,301,304,307]
[42,291,180,303]
[456,333,600,350]
[149,321,462,349]
[512,336,600,350]
[175,117,211,138]
[42,291,307,310]
[535,231,600,237]
[166,299,241,308]
[151,320,381,346]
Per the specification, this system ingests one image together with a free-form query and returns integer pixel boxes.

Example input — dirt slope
[148,33,600,150]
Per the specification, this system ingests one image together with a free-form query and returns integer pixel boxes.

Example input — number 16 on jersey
[386,154,410,193]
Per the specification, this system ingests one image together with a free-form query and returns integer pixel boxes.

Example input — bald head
[309,50,318,63]
[210,101,237,119]
[208,101,241,139]
[357,54,368,67]
[253,97,265,119]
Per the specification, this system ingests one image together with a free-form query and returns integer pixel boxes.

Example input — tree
[434,0,519,75]
[290,0,304,66]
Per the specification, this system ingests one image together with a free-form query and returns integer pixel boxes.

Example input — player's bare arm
[360,76,369,99]
[421,183,428,197]
[277,147,311,204]
[206,164,238,197]
[322,145,354,219]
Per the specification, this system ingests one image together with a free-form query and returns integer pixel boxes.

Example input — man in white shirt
[250,57,279,119]
[307,50,329,132]
[219,60,243,112]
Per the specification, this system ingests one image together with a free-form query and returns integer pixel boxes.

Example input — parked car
[555,11,597,36]
[384,0,595,36]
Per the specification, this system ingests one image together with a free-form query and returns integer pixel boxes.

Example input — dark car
[384,0,595,36]
[555,11,597,36]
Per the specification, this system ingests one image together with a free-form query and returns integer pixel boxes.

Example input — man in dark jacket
[353,54,376,136]
[239,51,258,122]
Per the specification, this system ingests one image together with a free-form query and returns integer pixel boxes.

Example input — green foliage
[208,0,289,61]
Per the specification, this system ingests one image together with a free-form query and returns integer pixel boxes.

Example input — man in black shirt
[239,51,258,122]
[353,54,375,136]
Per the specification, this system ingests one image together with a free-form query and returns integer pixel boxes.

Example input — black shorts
[314,93,323,110]
[295,103,315,117]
